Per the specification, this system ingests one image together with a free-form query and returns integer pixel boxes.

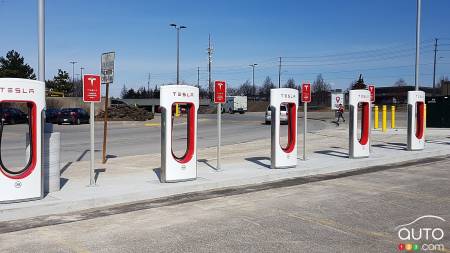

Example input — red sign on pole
[368,85,375,102]
[301,83,311,103]
[214,80,226,103]
[83,74,101,102]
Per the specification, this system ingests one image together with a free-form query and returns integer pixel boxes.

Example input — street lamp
[170,23,187,85]
[69,61,77,84]
[249,63,258,97]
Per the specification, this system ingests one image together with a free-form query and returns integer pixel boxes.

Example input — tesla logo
[0,87,35,94]
[217,82,223,90]
[172,92,194,98]
[14,181,22,188]
[88,77,97,86]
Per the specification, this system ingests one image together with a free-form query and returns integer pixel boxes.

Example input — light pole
[69,61,77,84]
[414,0,421,91]
[170,23,187,85]
[249,63,258,97]
[38,0,45,82]
[80,67,84,78]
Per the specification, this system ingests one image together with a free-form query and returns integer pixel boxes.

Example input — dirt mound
[96,105,154,121]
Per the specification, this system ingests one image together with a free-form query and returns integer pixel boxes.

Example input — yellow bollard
[391,105,396,129]
[382,105,387,132]
[374,106,379,129]
[175,104,180,117]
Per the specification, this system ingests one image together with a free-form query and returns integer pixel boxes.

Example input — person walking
[337,103,345,123]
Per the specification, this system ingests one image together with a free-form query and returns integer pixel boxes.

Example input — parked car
[265,105,288,124]
[45,108,60,124]
[57,108,90,125]
[0,108,28,125]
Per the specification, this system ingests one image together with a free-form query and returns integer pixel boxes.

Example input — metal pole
[278,57,281,88]
[90,102,95,186]
[303,102,307,161]
[102,83,109,164]
[38,0,45,82]
[414,0,421,91]
[197,67,200,88]
[208,34,212,99]
[432,38,438,96]
[176,27,180,85]
[69,61,77,84]
[217,102,221,170]
[252,66,255,96]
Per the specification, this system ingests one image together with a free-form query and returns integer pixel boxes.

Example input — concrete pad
[1,127,449,221]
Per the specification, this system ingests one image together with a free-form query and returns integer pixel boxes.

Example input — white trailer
[223,96,247,114]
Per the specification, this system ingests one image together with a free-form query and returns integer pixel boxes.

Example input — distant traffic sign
[368,85,375,102]
[301,83,311,103]
[214,80,226,103]
[83,74,101,102]
[101,52,115,84]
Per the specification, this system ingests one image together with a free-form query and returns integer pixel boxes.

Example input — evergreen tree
[0,50,36,79]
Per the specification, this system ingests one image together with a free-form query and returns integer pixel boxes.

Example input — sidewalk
[1,126,449,221]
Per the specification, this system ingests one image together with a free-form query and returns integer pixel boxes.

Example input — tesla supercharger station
[407,91,425,151]
[349,89,371,158]
[0,78,45,203]
[270,88,298,169]
[160,85,199,182]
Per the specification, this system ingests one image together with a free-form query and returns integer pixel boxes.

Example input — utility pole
[414,0,421,91]
[147,73,151,95]
[197,67,200,88]
[69,61,77,84]
[278,57,282,88]
[38,0,45,82]
[208,34,213,99]
[432,38,438,96]
[249,64,258,97]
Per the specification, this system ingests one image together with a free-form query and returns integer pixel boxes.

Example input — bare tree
[312,74,331,93]
[238,80,253,96]
[258,76,274,99]
[283,78,296,89]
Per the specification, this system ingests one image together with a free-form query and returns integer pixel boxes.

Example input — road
[1,112,332,169]
[1,155,448,253]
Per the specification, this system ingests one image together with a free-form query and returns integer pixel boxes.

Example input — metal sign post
[101,52,115,164]
[83,74,101,186]
[214,81,226,171]
[301,83,311,161]
[90,102,95,185]
[368,85,375,153]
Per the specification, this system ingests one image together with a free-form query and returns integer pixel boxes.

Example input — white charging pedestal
[270,88,298,169]
[0,78,45,203]
[407,91,425,151]
[160,85,199,182]
[349,89,371,159]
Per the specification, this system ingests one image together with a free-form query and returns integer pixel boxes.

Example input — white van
[223,96,247,114]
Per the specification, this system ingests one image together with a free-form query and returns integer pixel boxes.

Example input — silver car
[265,105,288,124]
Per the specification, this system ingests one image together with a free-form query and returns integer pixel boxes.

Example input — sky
[1,0,449,97]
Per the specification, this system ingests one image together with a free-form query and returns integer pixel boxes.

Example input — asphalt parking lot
[1,154,448,253]
[1,112,333,169]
